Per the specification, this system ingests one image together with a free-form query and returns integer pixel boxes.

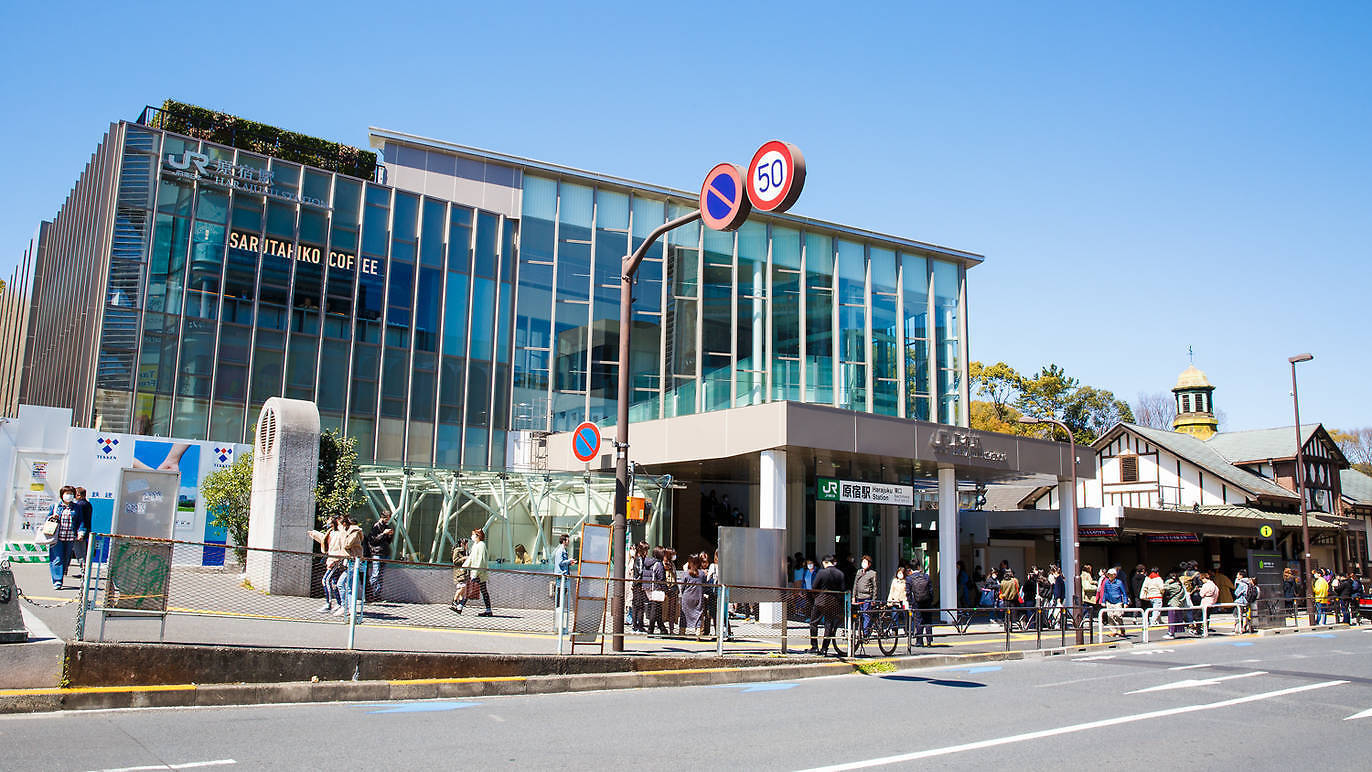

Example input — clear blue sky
[2,1,1367,432]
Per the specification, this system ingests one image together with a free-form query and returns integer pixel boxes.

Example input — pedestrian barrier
[79,533,1126,656]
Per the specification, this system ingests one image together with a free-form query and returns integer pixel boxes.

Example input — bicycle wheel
[877,611,898,656]
[832,621,851,657]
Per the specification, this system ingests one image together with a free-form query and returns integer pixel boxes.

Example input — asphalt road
[3,628,1370,771]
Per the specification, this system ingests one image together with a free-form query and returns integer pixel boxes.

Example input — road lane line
[92,761,236,772]
[1168,664,1212,670]
[1125,671,1266,694]
[1345,708,1372,721]
[794,680,1347,771]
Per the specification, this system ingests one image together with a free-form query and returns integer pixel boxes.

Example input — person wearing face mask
[456,527,493,616]
[69,487,94,580]
[852,554,878,637]
[45,485,86,590]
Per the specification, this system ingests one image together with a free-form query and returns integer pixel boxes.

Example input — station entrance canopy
[545,401,1093,483]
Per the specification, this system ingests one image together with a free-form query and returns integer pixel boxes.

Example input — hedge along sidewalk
[0,638,1132,714]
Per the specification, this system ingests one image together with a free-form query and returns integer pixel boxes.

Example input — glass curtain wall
[116,127,522,468]
[100,129,971,478]
[507,173,969,433]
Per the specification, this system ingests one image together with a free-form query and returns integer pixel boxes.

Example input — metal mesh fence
[84,535,1336,654]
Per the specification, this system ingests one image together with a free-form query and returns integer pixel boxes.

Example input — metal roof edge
[367,127,985,265]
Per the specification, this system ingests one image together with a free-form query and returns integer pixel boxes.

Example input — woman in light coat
[455,528,493,616]
[1198,572,1219,633]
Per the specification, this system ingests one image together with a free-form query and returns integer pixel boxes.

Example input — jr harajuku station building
[0,102,1089,602]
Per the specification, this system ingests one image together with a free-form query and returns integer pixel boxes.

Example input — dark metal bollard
[0,559,29,643]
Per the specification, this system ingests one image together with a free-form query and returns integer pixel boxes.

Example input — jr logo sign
[817,478,840,501]
[165,150,211,175]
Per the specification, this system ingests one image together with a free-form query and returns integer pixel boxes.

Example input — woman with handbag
[43,485,86,590]
[455,528,493,616]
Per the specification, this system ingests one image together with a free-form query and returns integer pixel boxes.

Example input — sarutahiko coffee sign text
[163,150,330,208]
[229,230,378,276]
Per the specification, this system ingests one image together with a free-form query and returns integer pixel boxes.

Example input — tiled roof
[1204,425,1320,464]
[1192,505,1336,529]
[1116,423,1298,502]
[1340,468,1372,505]
[983,484,1048,511]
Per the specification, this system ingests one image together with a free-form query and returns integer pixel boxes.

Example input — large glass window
[804,233,834,405]
[933,260,962,424]
[664,203,700,418]
[901,252,930,420]
[870,247,899,416]
[589,190,629,424]
[147,213,189,315]
[771,226,802,402]
[552,183,592,430]
[701,228,734,412]
[735,222,766,407]
[836,239,866,411]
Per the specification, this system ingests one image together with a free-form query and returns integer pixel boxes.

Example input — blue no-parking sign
[572,421,602,463]
[699,163,751,231]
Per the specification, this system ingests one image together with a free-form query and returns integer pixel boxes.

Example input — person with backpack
[808,555,846,656]
[998,569,1021,628]
[905,562,936,647]
[1232,569,1256,633]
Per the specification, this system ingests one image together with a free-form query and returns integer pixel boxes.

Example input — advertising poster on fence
[62,429,250,566]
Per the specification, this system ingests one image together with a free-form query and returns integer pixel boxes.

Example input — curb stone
[0,638,1130,714]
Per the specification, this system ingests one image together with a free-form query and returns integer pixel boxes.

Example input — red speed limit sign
[746,140,806,213]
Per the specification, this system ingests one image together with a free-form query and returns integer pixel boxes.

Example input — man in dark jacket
[905,564,936,647]
[808,556,846,656]
[365,511,395,594]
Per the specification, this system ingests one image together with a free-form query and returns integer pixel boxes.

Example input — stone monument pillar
[246,398,320,596]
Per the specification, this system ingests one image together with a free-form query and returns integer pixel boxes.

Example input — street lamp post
[1019,415,1083,644]
[610,210,702,652]
[1289,352,1314,625]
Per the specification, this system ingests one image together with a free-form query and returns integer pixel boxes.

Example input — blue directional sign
[699,163,751,231]
[572,421,602,463]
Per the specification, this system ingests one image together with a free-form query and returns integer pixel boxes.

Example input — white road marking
[1168,663,1212,671]
[1345,708,1372,721]
[489,714,505,722]
[1125,671,1267,694]
[1129,649,1174,655]
[1237,659,1262,663]
[794,680,1347,771]
[1034,672,1139,688]
[92,761,236,772]
[1072,655,1115,661]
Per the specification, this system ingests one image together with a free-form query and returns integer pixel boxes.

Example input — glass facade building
[12,116,979,471]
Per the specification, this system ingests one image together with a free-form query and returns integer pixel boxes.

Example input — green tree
[1015,364,1080,424]
[316,428,364,526]
[203,451,254,565]
[1064,385,1135,445]
[969,361,1024,423]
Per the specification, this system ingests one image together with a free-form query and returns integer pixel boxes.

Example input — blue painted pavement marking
[942,666,1002,674]
[712,682,797,693]
[1303,633,1337,638]
[364,701,481,714]
[1229,642,1255,647]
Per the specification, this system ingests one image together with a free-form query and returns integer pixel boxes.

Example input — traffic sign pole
[612,208,702,652]
[609,142,803,653]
